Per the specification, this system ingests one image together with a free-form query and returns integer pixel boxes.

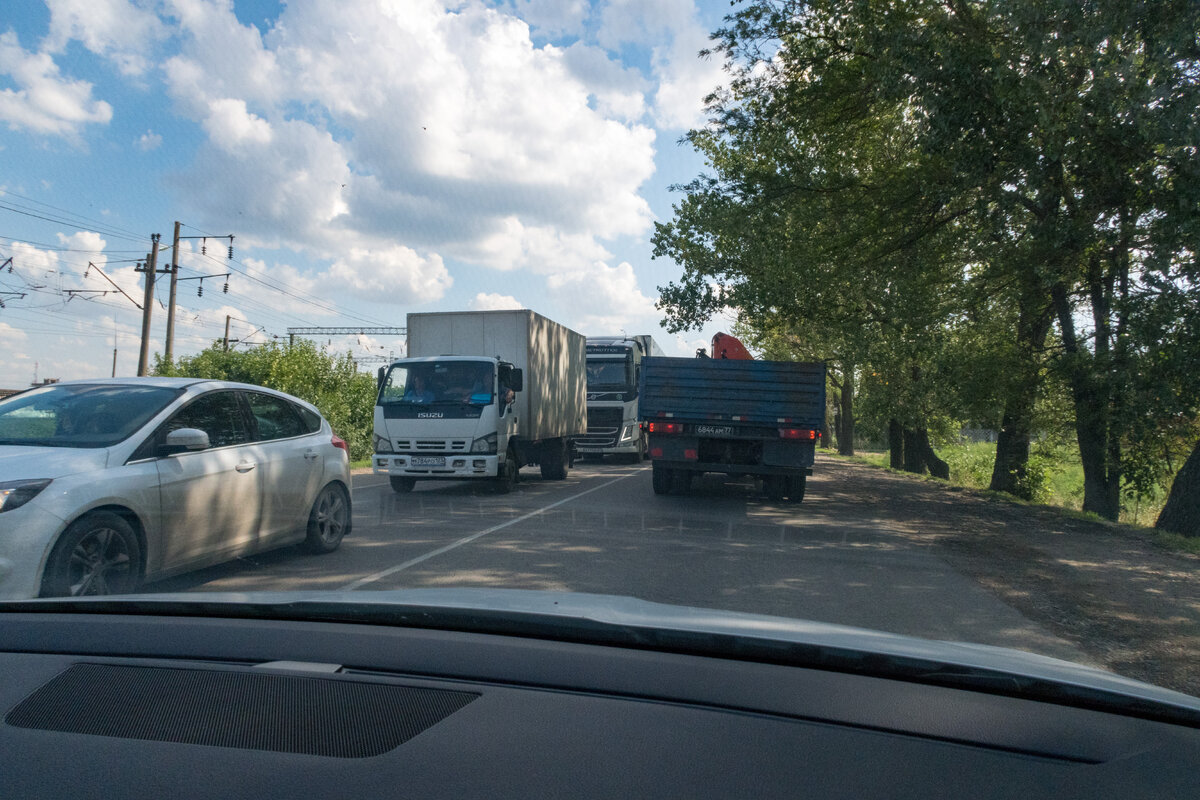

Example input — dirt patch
[818,454,1200,697]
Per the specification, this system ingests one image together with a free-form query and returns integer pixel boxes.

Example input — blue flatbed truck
[638,357,826,501]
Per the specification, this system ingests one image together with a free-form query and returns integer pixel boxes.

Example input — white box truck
[577,335,664,461]
[372,310,587,493]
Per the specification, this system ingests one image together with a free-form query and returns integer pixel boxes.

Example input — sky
[0,0,741,387]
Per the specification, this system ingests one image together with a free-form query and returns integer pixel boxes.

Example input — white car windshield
[0,0,1197,715]
[0,385,182,448]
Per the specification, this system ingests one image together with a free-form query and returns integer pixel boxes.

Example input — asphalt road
[148,454,1091,664]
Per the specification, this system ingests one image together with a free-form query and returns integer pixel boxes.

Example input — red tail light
[649,422,684,434]
[331,434,349,452]
[778,428,816,440]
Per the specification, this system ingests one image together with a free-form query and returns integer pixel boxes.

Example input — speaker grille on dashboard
[5,663,478,758]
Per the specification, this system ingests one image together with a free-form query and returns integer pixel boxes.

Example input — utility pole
[224,315,231,351]
[136,234,161,377]
[112,348,118,378]
[164,221,181,365]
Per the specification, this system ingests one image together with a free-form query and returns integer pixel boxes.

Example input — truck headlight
[373,433,393,454]
[619,424,635,442]
[0,479,52,513]
[471,433,498,454]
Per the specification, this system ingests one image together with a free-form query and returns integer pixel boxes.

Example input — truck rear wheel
[764,475,787,501]
[787,475,807,503]
[672,470,693,494]
[651,463,672,495]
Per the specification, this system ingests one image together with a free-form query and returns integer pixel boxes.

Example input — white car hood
[0,445,110,481]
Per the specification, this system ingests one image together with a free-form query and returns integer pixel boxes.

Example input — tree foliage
[653,0,1200,518]
[154,341,377,460]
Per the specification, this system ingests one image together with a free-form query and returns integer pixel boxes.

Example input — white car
[0,378,352,599]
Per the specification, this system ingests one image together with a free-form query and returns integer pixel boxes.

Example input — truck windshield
[379,361,495,406]
[586,357,633,390]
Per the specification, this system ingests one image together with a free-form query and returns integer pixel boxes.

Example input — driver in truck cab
[403,373,435,404]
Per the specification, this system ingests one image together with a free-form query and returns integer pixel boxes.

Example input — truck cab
[373,356,522,492]
[578,335,662,460]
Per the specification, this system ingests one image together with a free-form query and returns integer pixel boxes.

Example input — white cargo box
[407,310,587,442]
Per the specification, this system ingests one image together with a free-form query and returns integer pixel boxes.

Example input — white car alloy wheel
[304,484,350,554]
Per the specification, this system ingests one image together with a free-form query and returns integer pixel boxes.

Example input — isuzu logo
[417,412,444,418]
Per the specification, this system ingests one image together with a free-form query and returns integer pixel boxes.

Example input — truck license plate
[695,425,734,436]
[410,456,446,467]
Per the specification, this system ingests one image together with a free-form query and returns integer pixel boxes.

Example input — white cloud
[510,0,589,38]
[154,0,655,291]
[202,98,273,150]
[594,0,723,130]
[0,321,28,344]
[469,292,522,310]
[0,31,113,137]
[651,22,724,130]
[135,129,162,150]
[44,0,165,76]
[546,260,658,332]
[325,246,452,304]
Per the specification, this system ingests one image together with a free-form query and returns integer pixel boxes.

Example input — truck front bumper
[373,454,500,479]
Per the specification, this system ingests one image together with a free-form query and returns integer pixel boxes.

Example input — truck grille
[393,439,469,453]
[580,407,625,448]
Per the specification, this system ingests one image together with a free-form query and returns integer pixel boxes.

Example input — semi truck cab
[578,335,662,460]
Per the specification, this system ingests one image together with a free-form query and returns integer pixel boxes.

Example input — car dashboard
[1,607,1198,799]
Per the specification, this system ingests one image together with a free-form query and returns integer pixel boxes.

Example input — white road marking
[340,468,649,590]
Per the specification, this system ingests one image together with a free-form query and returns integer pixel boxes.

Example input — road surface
[149,454,1097,666]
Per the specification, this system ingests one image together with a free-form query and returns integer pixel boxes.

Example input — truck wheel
[672,470,693,494]
[540,440,568,480]
[787,475,807,503]
[651,463,673,495]
[630,433,646,464]
[389,476,415,494]
[495,451,518,493]
[764,475,787,501]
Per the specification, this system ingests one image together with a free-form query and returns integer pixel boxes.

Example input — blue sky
[0,0,739,385]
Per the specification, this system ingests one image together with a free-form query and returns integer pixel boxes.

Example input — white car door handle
[235,461,256,473]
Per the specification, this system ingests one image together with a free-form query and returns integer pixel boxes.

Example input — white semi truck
[372,310,587,493]
[576,335,664,461]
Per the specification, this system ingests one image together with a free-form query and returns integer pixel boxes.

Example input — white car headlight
[470,433,498,454]
[0,479,52,513]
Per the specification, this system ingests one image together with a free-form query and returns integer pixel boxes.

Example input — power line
[0,201,148,245]
[0,190,148,241]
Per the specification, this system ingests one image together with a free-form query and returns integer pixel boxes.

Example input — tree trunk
[903,427,926,474]
[838,364,855,456]
[889,419,904,468]
[1156,439,1200,537]
[990,396,1035,498]
[990,294,1052,499]
[920,429,950,479]
[1051,281,1122,520]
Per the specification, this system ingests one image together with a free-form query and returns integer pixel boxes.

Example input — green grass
[349,459,373,470]
[827,440,1170,529]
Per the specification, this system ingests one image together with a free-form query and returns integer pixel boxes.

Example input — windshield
[379,362,495,406]
[0,384,181,448]
[2,0,1198,709]
[586,358,633,390]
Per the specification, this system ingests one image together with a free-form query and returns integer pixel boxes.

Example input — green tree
[154,341,377,460]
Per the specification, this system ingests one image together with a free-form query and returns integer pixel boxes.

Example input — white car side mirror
[164,427,211,454]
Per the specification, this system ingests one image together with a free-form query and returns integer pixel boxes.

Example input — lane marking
[340,467,650,590]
